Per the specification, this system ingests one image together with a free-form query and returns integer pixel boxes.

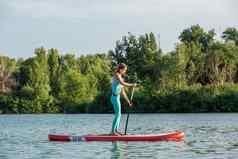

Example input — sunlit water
[0,114,238,159]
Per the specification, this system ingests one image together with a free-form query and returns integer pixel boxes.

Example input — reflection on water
[0,114,238,159]
[111,142,124,159]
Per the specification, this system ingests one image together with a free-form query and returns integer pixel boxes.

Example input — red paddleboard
[48,131,184,142]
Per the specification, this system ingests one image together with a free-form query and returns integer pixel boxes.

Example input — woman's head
[116,63,127,75]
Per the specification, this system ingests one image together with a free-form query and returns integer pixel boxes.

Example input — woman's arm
[121,87,132,107]
[116,73,135,87]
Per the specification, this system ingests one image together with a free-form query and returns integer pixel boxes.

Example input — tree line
[1,25,238,113]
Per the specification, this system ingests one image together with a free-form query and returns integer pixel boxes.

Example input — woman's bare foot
[111,132,122,136]
[115,131,123,135]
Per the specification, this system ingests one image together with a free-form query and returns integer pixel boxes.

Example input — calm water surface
[0,114,238,159]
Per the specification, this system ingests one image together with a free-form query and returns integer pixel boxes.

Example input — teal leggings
[111,95,121,133]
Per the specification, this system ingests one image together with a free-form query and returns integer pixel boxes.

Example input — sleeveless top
[112,75,122,96]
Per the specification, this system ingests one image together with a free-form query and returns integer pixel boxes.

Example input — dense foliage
[1,25,238,113]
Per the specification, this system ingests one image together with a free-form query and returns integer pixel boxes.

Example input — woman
[111,63,136,135]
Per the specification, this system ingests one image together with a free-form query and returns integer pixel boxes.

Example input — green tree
[179,24,215,52]
[0,56,16,93]
[222,27,238,46]
[77,54,112,112]
[48,48,61,97]
[109,32,161,81]
[16,47,54,113]
[204,41,238,85]
[57,69,94,113]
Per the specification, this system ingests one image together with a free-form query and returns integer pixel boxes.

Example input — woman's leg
[111,96,121,133]
[114,97,121,131]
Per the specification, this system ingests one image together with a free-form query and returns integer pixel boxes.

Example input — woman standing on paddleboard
[111,63,136,135]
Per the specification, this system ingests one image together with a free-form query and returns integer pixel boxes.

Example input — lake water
[0,114,238,159]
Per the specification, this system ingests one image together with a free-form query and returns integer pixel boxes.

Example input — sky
[0,0,237,58]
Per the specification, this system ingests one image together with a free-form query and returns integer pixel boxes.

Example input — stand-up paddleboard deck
[48,131,184,142]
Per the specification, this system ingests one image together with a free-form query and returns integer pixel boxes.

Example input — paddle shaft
[124,86,135,135]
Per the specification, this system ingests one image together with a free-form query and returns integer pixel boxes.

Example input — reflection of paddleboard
[48,131,184,142]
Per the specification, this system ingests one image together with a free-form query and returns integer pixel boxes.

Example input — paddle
[124,86,135,135]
